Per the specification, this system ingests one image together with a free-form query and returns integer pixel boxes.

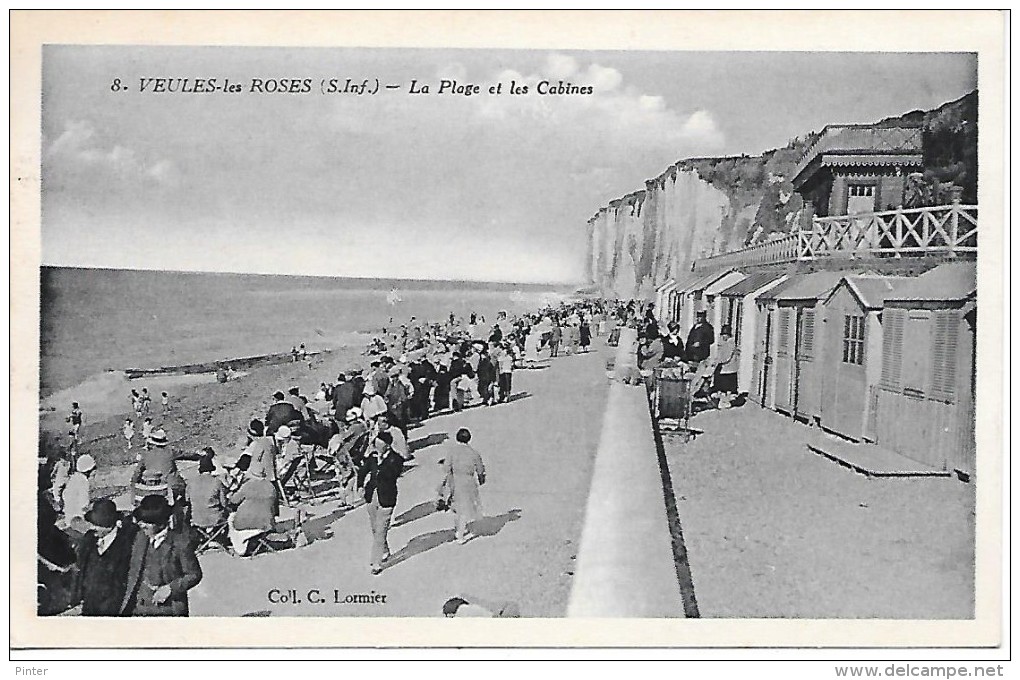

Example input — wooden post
[949,186,963,257]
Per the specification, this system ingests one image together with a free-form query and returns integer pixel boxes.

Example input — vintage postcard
[10,10,1007,653]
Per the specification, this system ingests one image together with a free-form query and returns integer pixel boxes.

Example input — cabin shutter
[801,309,815,360]
[777,308,791,356]
[880,308,905,390]
[930,310,959,403]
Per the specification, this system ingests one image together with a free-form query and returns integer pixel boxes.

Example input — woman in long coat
[579,319,592,352]
[438,428,486,544]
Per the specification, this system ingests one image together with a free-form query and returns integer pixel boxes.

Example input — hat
[345,407,363,422]
[247,419,265,437]
[134,494,172,525]
[85,498,119,528]
[148,429,169,447]
[288,386,300,396]
[274,425,292,440]
[76,454,96,474]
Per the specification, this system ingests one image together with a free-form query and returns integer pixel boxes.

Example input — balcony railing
[692,203,977,272]
[692,234,799,272]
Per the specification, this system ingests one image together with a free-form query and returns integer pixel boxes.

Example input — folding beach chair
[193,520,230,555]
[279,452,317,503]
[247,508,305,557]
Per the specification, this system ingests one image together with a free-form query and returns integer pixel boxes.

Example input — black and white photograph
[11,10,1007,655]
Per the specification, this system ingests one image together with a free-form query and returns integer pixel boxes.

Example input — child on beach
[161,391,170,412]
[141,388,152,414]
[122,418,135,451]
[130,390,142,417]
[66,402,83,441]
[141,418,154,450]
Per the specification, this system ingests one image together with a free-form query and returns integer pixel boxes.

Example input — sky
[41,48,976,284]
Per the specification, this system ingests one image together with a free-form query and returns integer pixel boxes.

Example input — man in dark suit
[408,356,436,422]
[332,373,358,417]
[363,431,404,575]
[685,310,716,364]
[265,391,303,436]
[121,495,202,617]
[73,499,138,616]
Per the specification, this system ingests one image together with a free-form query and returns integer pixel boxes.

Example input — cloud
[45,119,178,186]
[584,63,622,92]
[470,54,725,156]
[546,53,578,79]
[680,109,725,146]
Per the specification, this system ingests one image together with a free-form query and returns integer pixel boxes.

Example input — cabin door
[823,309,868,440]
[773,307,795,414]
[759,308,773,405]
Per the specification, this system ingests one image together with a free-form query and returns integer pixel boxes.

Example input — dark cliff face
[585,91,978,299]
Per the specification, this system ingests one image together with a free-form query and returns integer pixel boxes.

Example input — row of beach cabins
[654,259,976,480]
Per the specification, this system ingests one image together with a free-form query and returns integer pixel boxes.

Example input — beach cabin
[667,271,699,329]
[873,262,977,477]
[817,275,913,442]
[703,270,746,334]
[654,279,676,325]
[678,268,744,335]
[751,271,844,414]
[718,272,788,396]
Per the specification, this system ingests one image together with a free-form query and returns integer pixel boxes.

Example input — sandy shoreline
[40,343,369,498]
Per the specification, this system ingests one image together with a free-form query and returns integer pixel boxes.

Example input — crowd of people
[37,299,616,616]
[616,301,741,409]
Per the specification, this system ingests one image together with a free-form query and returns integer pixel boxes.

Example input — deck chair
[248,508,305,557]
[279,450,317,502]
[193,520,230,555]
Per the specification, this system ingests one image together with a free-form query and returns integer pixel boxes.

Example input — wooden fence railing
[692,203,977,272]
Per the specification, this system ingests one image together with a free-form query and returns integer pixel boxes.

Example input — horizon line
[40,263,583,289]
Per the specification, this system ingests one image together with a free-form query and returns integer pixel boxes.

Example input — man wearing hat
[685,309,716,364]
[265,391,303,436]
[363,431,404,575]
[131,428,183,508]
[121,495,202,616]
[73,498,137,616]
[331,373,357,419]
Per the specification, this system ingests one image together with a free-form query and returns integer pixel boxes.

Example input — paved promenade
[190,344,610,617]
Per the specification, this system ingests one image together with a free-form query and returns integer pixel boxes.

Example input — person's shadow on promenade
[383,508,523,572]
[392,500,438,528]
[302,505,351,543]
[410,431,448,453]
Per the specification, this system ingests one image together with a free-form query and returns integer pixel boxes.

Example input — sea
[40,267,575,400]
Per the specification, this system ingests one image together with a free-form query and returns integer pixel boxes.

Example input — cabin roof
[835,275,915,310]
[679,268,738,294]
[704,271,746,296]
[760,270,845,302]
[884,261,978,302]
[720,271,788,297]
[654,279,677,294]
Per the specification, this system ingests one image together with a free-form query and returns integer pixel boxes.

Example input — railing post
[949,187,963,256]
